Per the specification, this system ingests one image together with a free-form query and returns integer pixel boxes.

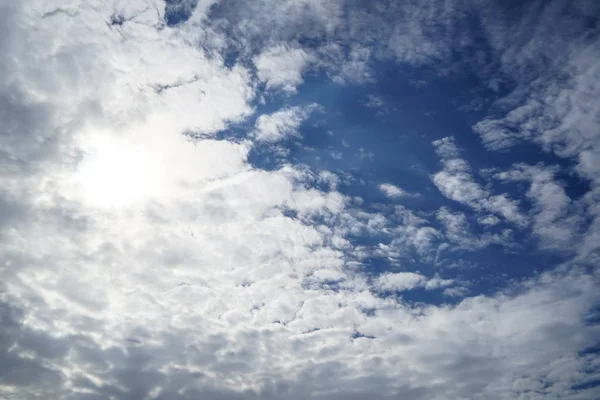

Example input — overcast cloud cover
[1,0,600,399]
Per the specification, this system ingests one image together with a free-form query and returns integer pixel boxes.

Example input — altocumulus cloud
[1,1,600,399]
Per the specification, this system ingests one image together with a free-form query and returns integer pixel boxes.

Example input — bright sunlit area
[74,133,165,208]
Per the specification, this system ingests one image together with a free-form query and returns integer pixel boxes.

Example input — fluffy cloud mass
[1,1,599,399]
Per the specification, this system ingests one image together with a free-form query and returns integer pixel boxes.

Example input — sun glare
[74,135,164,208]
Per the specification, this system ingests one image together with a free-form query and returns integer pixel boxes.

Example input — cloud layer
[1,0,599,399]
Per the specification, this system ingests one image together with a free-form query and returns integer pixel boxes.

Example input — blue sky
[1,0,600,399]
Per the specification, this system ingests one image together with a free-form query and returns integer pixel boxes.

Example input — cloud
[442,286,470,297]
[2,264,598,399]
[464,0,600,271]
[326,44,374,84]
[496,164,583,251]
[478,215,501,226]
[378,183,416,199]
[205,0,343,57]
[365,95,384,108]
[432,137,527,226]
[254,44,313,93]
[436,207,513,251]
[372,271,454,294]
[253,105,318,143]
[374,272,454,293]
[471,2,600,186]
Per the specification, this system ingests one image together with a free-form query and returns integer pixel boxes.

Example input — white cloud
[468,0,600,269]
[374,272,427,292]
[378,183,414,199]
[436,207,513,251]
[373,271,454,293]
[253,105,318,143]
[329,45,373,84]
[478,214,501,226]
[442,286,470,297]
[496,164,583,251]
[432,137,527,226]
[254,44,313,93]
[472,2,600,190]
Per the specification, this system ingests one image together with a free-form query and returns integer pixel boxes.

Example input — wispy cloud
[378,183,418,199]
[432,137,527,226]
[374,272,453,292]
[253,104,318,143]
[254,44,313,93]
[496,164,583,251]
[365,95,384,108]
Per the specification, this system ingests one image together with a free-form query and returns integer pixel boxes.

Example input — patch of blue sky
[207,62,586,304]
[196,3,597,308]
[163,0,197,26]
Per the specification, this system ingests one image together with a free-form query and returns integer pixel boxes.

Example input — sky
[1,0,600,399]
